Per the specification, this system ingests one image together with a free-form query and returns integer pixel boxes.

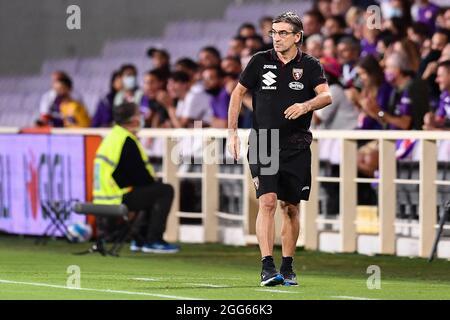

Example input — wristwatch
[377,110,385,119]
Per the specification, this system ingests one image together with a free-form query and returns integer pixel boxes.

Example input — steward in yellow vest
[93,102,178,253]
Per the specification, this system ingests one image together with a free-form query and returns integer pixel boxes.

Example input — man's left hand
[284,103,312,120]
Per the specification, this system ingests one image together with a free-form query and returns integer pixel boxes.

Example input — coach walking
[227,12,332,286]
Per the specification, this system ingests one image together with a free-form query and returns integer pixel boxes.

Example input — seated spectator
[423,60,450,130]
[38,71,84,122]
[221,56,242,87]
[392,38,421,73]
[331,0,353,16]
[245,35,265,54]
[114,64,143,106]
[174,57,204,93]
[38,74,90,128]
[227,36,246,58]
[140,69,171,128]
[349,54,393,130]
[411,0,440,32]
[377,52,429,130]
[323,34,342,60]
[314,57,358,129]
[146,47,171,79]
[237,23,257,39]
[306,34,324,59]
[198,46,221,69]
[420,29,449,108]
[259,16,274,50]
[337,36,361,87]
[92,70,122,128]
[407,22,432,49]
[323,15,347,37]
[314,0,333,20]
[302,10,325,39]
[165,71,212,128]
[202,66,230,128]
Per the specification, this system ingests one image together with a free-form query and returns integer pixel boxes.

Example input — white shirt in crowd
[175,85,212,126]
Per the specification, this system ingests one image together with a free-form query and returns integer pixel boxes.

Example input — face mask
[123,75,137,90]
[385,71,396,83]
[386,7,403,19]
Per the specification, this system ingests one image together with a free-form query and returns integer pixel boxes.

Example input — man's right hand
[227,130,241,160]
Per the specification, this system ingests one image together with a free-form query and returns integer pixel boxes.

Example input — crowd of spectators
[36,0,450,138]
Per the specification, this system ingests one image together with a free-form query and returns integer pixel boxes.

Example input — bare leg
[280,201,300,258]
[256,192,278,257]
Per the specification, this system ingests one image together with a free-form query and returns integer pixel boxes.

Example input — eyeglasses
[268,30,296,38]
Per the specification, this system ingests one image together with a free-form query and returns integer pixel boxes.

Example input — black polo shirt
[239,49,327,149]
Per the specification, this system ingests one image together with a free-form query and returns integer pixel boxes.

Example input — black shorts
[247,147,312,204]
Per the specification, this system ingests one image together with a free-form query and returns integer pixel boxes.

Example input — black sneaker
[260,268,284,286]
[281,270,298,286]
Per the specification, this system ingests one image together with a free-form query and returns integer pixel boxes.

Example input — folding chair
[35,200,76,244]
[73,202,132,257]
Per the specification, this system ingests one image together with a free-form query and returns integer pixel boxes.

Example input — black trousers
[122,182,174,243]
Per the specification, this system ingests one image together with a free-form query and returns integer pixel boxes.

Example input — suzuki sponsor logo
[262,71,277,90]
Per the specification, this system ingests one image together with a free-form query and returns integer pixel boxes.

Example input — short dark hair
[169,71,191,83]
[146,47,170,60]
[303,10,325,25]
[328,15,347,29]
[57,74,73,90]
[175,58,199,72]
[146,68,168,82]
[238,23,256,32]
[272,11,304,33]
[232,35,246,43]
[438,60,450,71]
[203,66,225,78]
[410,22,431,38]
[338,36,361,53]
[119,64,137,75]
[114,102,138,125]
[200,46,221,60]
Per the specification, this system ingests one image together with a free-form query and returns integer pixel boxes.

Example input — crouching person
[93,102,179,253]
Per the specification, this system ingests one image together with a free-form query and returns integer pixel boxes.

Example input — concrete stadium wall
[0,0,236,76]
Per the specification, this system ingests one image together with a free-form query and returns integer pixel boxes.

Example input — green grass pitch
[1,236,450,300]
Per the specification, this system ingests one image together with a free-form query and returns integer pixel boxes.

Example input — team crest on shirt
[293,68,303,80]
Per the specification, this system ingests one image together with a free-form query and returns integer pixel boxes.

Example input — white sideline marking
[186,283,229,288]
[332,295,379,300]
[130,277,161,282]
[0,279,200,300]
[255,289,299,294]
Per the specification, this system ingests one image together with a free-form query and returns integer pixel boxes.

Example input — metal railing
[3,127,450,258]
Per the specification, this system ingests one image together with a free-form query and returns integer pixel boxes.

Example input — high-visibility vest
[93,125,155,205]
